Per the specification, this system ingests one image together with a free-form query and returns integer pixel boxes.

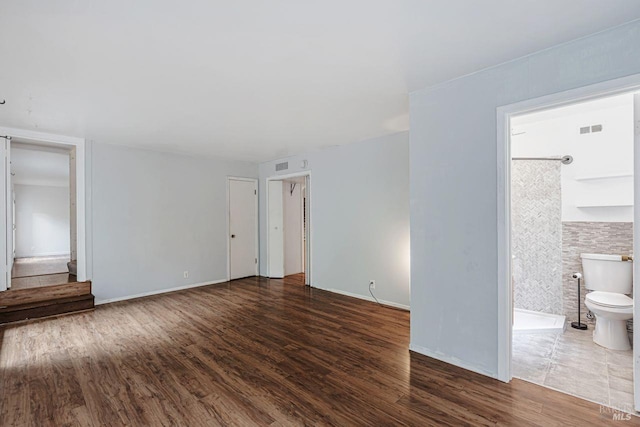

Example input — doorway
[267,172,311,285]
[5,138,78,290]
[497,75,640,413]
[228,177,258,280]
[511,93,635,410]
[0,127,87,292]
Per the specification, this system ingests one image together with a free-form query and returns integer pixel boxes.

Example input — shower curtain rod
[512,155,573,165]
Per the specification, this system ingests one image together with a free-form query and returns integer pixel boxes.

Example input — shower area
[511,155,570,334]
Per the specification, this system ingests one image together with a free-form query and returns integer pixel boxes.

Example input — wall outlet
[183,271,189,279]
[369,280,376,289]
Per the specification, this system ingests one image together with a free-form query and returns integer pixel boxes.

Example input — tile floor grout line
[514,325,633,411]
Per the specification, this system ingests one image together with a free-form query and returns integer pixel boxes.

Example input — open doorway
[267,173,311,285]
[7,139,77,290]
[510,93,635,410]
[497,78,640,415]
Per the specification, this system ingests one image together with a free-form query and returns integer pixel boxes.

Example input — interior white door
[268,180,284,278]
[69,147,77,262]
[5,138,14,289]
[11,190,15,261]
[304,175,310,285]
[634,93,640,412]
[229,179,257,280]
[5,137,11,290]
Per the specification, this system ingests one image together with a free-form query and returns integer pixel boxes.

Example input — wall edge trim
[95,279,227,305]
[409,343,497,380]
[325,287,410,311]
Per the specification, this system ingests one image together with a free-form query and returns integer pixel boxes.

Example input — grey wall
[90,143,257,303]
[512,161,562,315]
[409,20,640,376]
[258,132,410,308]
[563,222,633,327]
[15,184,70,257]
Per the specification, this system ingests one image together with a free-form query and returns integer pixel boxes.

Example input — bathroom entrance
[498,77,640,415]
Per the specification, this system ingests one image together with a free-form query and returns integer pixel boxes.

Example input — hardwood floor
[284,272,305,285]
[11,256,74,291]
[0,276,635,426]
[11,273,76,291]
[0,281,94,324]
[11,256,69,279]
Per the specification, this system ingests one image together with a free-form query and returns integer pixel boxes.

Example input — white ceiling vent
[275,162,288,172]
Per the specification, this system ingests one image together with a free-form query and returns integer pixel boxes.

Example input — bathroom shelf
[574,173,633,181]
[576,203,633,208]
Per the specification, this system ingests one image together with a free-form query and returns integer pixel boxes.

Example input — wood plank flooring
[0,281,92,308]
[0,276,636,426]
[0,281,95,324]
[10,273,77,291]
[284,272,305,285]
[11,256,69,279]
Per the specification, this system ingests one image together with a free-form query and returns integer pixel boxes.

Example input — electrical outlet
[369,280,376,289]
[183,271,189,279]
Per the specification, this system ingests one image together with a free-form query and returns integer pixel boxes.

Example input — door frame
[4,136,10,289]
[266,171,312,285]
[496,73,640,409]
[226,177,259,281]
[0,127,87,289]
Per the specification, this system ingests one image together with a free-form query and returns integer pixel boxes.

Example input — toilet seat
[586,291,633,309]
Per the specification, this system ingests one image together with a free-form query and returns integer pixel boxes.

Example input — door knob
[231,234,236,238]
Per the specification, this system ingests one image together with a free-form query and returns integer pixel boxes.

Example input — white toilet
[581,253,633,351]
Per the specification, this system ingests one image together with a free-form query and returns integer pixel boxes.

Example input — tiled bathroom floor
[513,324,634,412]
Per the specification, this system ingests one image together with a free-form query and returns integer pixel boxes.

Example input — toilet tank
[580,253,633,294]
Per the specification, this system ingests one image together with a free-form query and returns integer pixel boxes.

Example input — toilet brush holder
[571,272,588,330]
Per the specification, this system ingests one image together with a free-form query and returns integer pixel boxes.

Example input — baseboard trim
[95,279,227,306]
[409,343,496,379]
[325,288,410,311]
[15,252,71,258]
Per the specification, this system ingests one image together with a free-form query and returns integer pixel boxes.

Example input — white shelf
[574,173,633,181]
[576,204,633,208]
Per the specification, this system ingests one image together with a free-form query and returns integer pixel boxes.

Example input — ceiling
[12,143,70,187]
[1,1,640,162]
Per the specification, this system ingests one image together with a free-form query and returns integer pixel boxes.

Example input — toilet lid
[586,291,633,308]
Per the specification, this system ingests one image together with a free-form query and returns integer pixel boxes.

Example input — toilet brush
[571,272,588,330]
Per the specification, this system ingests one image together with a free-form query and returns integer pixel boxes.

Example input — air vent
[580,124,603,134]
[275,162,288,171]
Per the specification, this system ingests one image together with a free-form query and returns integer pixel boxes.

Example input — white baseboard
[95,279,227,305]
[325,288,410,311]
[16,252,71,258]
[409,343,496,379]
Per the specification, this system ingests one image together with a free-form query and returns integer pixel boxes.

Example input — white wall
[90,143,257,303]
[259,132,410,309]
[14,184,70,258]
[283,180,303,276]
[409,20,640,377]
[512,94,634,222]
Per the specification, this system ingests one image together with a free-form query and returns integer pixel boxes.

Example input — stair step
[0,281,91,308]
[0,294,94,324]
